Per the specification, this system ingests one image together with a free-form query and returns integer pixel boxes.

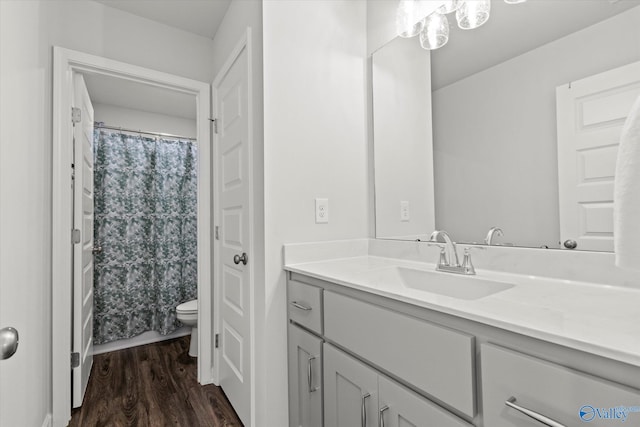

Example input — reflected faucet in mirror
[484,227,504,246]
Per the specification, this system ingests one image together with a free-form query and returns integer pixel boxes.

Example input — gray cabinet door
[288,324,323,427]
[324,343,378,427]
[378,375,471,427]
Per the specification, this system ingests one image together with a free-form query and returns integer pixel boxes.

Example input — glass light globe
[396,0,426,38]
[456,0,491,30]
[420,13,450,50]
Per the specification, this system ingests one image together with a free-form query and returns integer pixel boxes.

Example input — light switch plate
[315,198,329,223]
[400,201,410,222]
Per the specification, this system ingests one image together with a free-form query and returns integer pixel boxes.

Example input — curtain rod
[94,122,196,141]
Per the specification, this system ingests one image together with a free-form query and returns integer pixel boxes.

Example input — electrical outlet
[315,198,329,224]
[400,201,410,222]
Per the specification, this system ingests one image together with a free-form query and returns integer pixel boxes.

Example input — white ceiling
[94,0,232,39]
[431,0,640,90]
[83,72,197,119]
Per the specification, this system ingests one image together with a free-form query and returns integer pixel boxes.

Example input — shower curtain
[93,129,197,345]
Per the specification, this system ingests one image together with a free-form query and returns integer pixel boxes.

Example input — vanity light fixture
[397,0,527,50]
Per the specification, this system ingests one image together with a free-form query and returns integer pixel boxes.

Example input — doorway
[52,47,212,427]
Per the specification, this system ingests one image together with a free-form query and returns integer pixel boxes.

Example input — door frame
[211,28,255,422]
[52,47,212,427]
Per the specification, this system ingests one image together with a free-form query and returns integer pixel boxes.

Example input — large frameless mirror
[372,0,640,251]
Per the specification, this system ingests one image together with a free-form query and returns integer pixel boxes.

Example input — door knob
[233,252,248,265]
[0,327,19,360]
[563,239,577,249]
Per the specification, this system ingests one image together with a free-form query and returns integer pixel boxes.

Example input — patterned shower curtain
[93,130,197,345]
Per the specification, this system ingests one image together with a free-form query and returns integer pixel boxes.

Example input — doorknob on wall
[233,252,248,265]
[0,327,19,360]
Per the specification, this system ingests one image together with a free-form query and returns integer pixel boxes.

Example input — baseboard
[93,327,191,355]
[41,414,52,427]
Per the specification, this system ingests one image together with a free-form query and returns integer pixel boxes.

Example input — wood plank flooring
[69,336,243,427]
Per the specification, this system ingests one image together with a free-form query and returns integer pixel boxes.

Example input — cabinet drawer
[324,291,475,418]
[288,280,322,334]
[481,343,640,426]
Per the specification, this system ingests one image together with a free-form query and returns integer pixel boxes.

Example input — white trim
[92,328,191,355]
[211,28,255,425]
[246,28,257,427]
[52,47,212,427]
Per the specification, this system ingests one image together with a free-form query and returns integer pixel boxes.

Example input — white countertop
[284,255,640,368]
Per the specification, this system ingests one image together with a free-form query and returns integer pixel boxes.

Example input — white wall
[0,1,213,424]
[93,103,197,139]
[373,36,435,239]
[367,0,398,54]
[432,7,640,248]
[263,1,369,425]
[48,1,214,82]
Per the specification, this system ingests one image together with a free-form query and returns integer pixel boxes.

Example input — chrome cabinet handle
[379,405,389,427]
[233,252,248,265]
[290,301,312,311]
[307,356,319,393]
[505,397,566,427]
[361,392,371,427]
[92,246,103,255]
[0,327,19,360]
[563,239,577,249]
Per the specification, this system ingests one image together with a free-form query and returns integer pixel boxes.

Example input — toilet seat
[176,299,197,314]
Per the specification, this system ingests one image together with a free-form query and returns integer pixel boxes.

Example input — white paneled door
[72,73,95,407]
[215,42,252,425]
[556,61,640,252]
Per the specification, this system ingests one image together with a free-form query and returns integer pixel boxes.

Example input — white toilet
[176,299,198,357]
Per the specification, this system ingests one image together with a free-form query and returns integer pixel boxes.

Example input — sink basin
[360,266,514,300]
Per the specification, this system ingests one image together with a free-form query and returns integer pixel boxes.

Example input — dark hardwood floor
[69,336,243,427]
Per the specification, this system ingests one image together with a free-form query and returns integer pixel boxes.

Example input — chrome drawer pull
[291,301,312,311]
[505,397,566,427]
[307,356,319,393]
[361,392,370,427]
[379,405,389,427]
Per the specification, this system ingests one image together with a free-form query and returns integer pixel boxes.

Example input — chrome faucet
[429,230,459,266]
[484,227,504,245]
[429,230,476,275]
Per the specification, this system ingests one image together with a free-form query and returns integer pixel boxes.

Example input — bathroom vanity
[285,3,640,425]
[284,243,640,427]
